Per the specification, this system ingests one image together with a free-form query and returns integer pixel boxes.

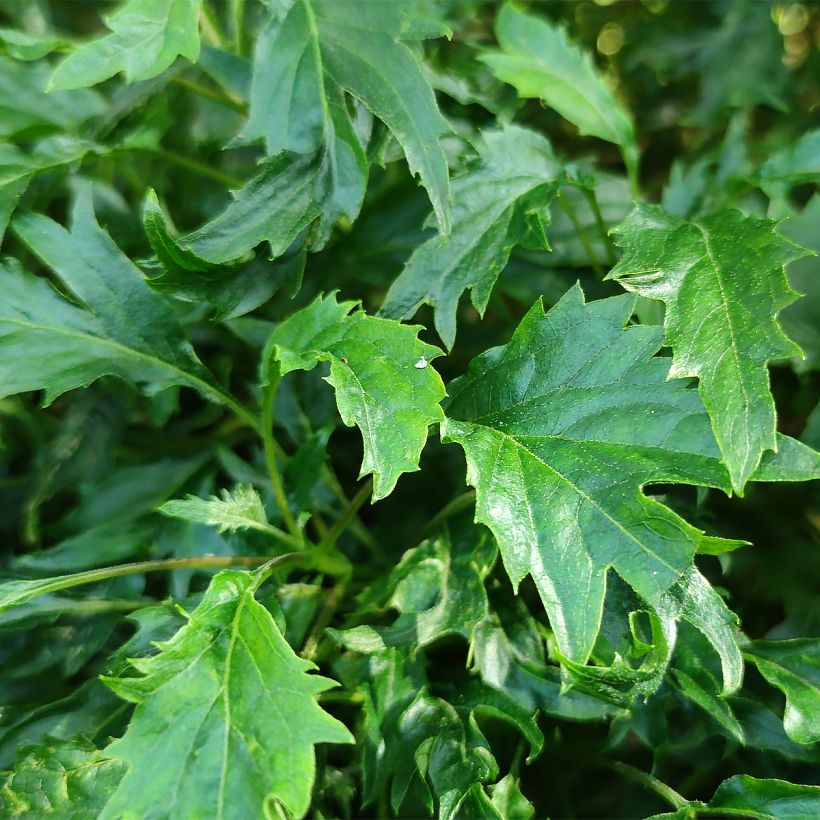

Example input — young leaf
[672,667,745,744]
[49,0,202,91]
[159,485,271,535]
[0,737,126,817]
[99,569,353,819]
[610,204,811,492]
[480,3,638,186]
[245,0,451,232]
[744,639,820,744]
[381,125,563,349]
[442,284,746,663]
[4,193,235,410]
[262,294,446,500]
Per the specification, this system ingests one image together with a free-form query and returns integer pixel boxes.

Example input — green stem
[323,468,379,552]
[302,570,351,661]
[557,191,604,279]
[421,490,476,539]
[140,148,244,190]
[199,3,226,48]
[230,0,246,56]
[582,187,618,267]
[606,761,688,810]
[4,553,312,614]
[261,375,301,540]
[170,76,247,113]
[320,478,372,551]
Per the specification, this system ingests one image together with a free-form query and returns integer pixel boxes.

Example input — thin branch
[557,191,604,279]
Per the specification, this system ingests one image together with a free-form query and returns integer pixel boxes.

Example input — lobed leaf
[49,0,202,90]
[100,569,353,819]
[381,125,563,349]
[262,293,446,500]
[610,204,812,492]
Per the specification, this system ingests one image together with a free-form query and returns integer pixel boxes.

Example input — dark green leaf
[381,125,563,349]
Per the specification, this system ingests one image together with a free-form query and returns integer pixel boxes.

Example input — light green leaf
[744,639,820,745]
[262,293,446,500]
[100,569,353,819]
[0,28,69,61]
[442,284,743,663]
[707,775,820,819]
[480,3,638,186]
[610,204,811,492]
[49,0,201,91]
[490,774,535,820]
[330,522,496,653]
[381,125,563,349]
[4,192,235,410]
[0,737,126,818]
[245,0,450,233]
[758,129,820,194]
[159,485,270,535]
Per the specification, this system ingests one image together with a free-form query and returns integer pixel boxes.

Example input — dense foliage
[1,1,818,817]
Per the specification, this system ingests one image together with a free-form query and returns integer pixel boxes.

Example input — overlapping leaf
[99,569,353,819]
[480,3,638,185]
[3,191,232,408]
[331,522,496,653]
[610,204,810,492]
[49,0,201,90]
[245,0,450,233]
[442,284,818,663]
[0,737,125,817]
[262,293,446,500]
[381,125,563,349]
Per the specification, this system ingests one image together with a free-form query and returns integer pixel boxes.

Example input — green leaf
[0,136,97,244]
[473,605,614,720]
[480,3,638,186]
[100,569,353,819]
[49,0,202,91]
[778,195,820,372]
[245,0,451,232]
[330,522,496,653]
[0,737,126,818]
[355,649,539,820]
[147,153,323,268]
[381,125,563,349]
[490,774,535,820]
[707,775,820,819]
[610,204,811,492]
[672,667,745,744]
[0,28,69,61]
[262,293,446,500]
[159,485,271,535]
[657,566,744,695]
[442,284,744,663]
[0,56,106,140]
[744,639,820,745]
[4,192,236,411]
